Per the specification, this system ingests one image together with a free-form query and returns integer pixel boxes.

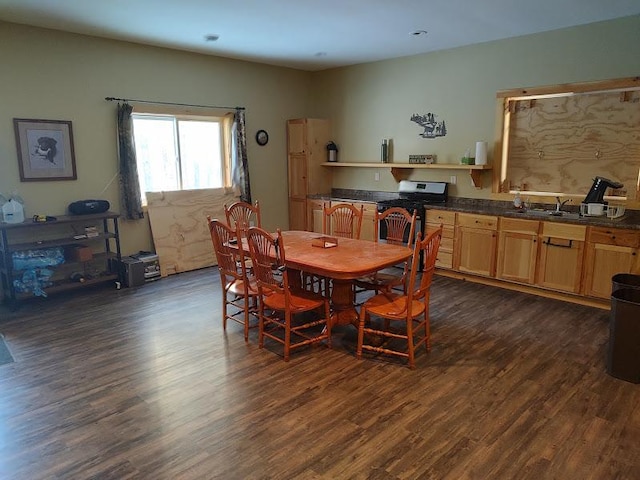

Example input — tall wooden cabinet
[287,118,331,231]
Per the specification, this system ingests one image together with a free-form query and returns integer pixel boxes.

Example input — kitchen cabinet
[329,200,376,241]
[306,199,325,233]
[582,226,640,299]
[0,212,121,308]
[454,213,498,277]
[287,118,331,231]
[496,217,540,284]
[536,222,586,294]
[425,209,456,269]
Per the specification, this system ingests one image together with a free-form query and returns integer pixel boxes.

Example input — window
[132,113,230,204]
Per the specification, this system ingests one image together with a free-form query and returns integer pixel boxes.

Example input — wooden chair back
[410,226,443,304]
[208,217,245,281]
[323,202,364,239]
[246,227,288,299]
[224,201,261,236]
[375,207,417,245]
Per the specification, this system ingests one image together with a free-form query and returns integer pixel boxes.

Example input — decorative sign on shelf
[408,154,436,164]
[410,112,447,138]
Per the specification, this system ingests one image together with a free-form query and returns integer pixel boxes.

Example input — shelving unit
[0,212,121,308]
[321,162,492,187]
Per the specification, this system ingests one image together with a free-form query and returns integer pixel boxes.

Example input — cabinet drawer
[426,209,456,226]
[588,227,640,248]
[436,251,453,269]
[541,222,586,241]
[350,201,377,216]
[457,213,498,230]
[499,217,539,235]
[426,223,454,239]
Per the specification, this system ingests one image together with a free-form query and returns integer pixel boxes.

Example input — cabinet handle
[543,238,573,249]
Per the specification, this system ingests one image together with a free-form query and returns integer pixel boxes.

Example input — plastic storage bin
[607,283,640,383]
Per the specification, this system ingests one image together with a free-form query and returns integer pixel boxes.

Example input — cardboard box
[65,245,93,262]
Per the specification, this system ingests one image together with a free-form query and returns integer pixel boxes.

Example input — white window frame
[131,107,233,204]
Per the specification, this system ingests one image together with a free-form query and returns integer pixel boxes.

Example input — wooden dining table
[279,231,412,326]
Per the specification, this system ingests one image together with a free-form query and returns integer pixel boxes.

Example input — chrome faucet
[555,196,571,213]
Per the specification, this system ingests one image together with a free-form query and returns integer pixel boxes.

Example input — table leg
[330,279,359,326]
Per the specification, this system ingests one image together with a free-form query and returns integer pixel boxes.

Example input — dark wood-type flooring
[0,268,638,479]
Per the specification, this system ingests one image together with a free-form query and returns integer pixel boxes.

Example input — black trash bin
[607,287,640,383]
[612,273,640,293]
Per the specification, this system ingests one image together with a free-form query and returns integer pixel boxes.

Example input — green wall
[2,16,639,254]
[0,22,310,254]
[311,15,640,198]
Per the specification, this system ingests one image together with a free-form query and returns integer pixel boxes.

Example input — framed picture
[13,118,77,181]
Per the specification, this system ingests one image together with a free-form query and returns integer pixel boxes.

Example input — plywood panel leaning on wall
[147,188,240,276]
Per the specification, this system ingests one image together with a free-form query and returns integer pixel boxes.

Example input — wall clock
[255,129,269,146]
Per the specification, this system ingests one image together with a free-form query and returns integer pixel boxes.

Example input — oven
[376,181,448,267]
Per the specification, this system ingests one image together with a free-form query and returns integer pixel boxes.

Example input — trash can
[612,273,640,293]
[607,286,640,383]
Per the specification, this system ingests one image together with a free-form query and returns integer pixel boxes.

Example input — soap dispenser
[513,190,523,209]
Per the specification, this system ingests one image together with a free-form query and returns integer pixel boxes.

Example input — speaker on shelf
[68,199,110,215]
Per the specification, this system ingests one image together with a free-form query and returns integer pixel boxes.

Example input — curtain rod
[105,96,245,110]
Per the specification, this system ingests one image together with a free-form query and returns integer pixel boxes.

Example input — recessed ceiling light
[204,34,219,42]
[411,30,428,36]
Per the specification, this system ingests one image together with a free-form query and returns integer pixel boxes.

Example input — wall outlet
[374,172,380,181]
[450,175,457,185]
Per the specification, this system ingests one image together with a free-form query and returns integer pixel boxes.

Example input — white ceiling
[1,0,640,71]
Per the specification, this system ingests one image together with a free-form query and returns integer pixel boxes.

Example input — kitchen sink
[520,209,582,220]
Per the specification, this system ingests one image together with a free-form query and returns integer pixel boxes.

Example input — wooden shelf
[321,162,492,187]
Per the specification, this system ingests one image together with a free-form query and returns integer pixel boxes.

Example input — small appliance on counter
[580,176,624,218]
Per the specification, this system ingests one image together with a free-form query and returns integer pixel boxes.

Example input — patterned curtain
[231,108,251,203]
[116,103,144,220]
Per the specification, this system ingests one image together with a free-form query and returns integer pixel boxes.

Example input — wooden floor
[0,268,638,479]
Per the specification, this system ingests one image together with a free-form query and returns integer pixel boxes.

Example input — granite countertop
[310,189,640,230]
[428,198,640,230]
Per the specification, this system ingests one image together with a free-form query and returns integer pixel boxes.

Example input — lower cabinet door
[583,243,638,298]
[454,226,497,277]
[496,231,538,284]
[536,237,584,293]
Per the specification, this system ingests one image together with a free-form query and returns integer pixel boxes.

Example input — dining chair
[224,200,261,269]
[323,202,364,239]
[356,226,442,369]
[208,217,258,341]
[354,207,417,301]
[246,227,332,361]
[304,202,365,295]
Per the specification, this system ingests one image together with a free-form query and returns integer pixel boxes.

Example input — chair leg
[243,300,250,342]
[406,318,416,370]
[356,308,367,359]
[324,300,332,348]
[222,290,228,331]
[284,311,291,362]
[425,309,431,352]
[258,302,265,349]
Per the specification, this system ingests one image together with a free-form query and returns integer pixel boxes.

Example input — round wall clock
[255,129,269,146]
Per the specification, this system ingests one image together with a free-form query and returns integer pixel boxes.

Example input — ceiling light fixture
[411,30,428,36]
[204,34,219,42]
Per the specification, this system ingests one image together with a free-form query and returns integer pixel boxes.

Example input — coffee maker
[583,176,623,204]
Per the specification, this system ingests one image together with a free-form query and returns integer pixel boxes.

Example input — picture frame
[13,118,77,181]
